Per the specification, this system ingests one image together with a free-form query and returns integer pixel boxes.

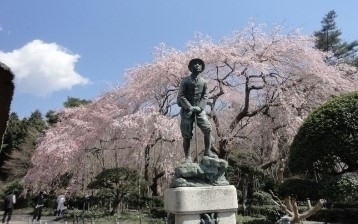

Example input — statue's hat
[188,58,205,72]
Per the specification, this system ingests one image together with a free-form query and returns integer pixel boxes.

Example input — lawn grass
[58,209,164,224]
[13,208,275,224]
[236,214,272,224]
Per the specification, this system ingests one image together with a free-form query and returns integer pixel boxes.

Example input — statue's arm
[198,80,208,110]
[177,78,192,110]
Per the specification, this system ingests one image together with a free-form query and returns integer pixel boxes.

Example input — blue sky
[1,1,357,118]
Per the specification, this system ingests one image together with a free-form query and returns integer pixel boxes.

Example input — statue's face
[192,62,203,73]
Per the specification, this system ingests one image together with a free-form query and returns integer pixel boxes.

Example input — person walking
[32,191,45,222]
[55,193,66,216]
[2,189,18,224]
[83,194,90,211]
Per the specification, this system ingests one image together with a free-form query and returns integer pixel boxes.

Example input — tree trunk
[277,158,285,185]
[218,138,228,159]
[270,159,327,223]
[144,145,150,181]
[150,171,165,196]
[110,198,121,215]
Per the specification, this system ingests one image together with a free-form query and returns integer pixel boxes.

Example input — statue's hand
[186,110,193,118]
[192,106,201,113]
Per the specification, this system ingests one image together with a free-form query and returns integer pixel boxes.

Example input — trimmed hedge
[238,205,284,223]
[289,91,358,175]
[278,178,320,200]
[310,208,358,223]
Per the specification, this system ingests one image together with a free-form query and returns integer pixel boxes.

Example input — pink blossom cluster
[23,21,358,191]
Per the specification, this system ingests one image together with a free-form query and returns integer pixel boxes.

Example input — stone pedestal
[164,185,238,224]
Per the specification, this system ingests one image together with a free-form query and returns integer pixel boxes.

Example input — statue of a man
[177,58,216,162]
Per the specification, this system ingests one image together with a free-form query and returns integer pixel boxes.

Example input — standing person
[177,58,217,162]
[83,194,90,211]
[55,193,66,216]
[2,189,18,224]
[32,191,45,222]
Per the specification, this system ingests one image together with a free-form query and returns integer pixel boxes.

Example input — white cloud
[0,39,90,97]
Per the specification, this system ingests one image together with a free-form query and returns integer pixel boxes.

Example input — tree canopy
[22,20,358,192]
[63,96,91,108]
[289,91,358,175]
[88,167,146,215]
[0,97,89,182]
[0,111,47,181]
[314,10,358,66]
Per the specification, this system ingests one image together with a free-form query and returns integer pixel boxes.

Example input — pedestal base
[164,185,238,224]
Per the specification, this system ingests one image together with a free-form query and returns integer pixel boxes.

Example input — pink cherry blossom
[23,21,358,192]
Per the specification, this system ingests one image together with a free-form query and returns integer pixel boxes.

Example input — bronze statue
[177,58,216,162]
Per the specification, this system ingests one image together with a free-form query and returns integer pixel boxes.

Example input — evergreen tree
[63,96,91,108]
[1,97,91,181]
[88,167,147,215]
[314,10,358,65]
[0,111,47,180]
[45,110,60,126]
[25,110,47,132]
[0,113,27,180]
[2,126,39,181]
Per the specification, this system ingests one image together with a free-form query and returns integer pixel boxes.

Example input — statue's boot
[204,132,217,158]
[183,138,192,162]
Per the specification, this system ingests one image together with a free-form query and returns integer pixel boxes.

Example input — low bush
[240,205,284,223]
[278,178,320,200]
[310,208,358,223]
[320,173,358,203]
[150,207,166,219]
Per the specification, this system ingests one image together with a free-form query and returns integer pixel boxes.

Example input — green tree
[314,10,358,65]
[63,96,91,108]
[0,111,47,181]
[0,113,27,180]
[1,97,90,181]
[45,110,60,126]
[289,91,358,176]
[2,127,39,180]
[320,172,358,203]
[25,110,47,132]
[87,167,147,215]
[46,97,91,125]
[277,178,320,201]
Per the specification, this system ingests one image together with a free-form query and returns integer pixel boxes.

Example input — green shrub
[310,208,358,223]
[245,205,284,223]
[328,202,358,208]
[320,173,358,203]
[150,207,167,219]
[237,214,272,224]
[251,191,274,206]
[261,177,276,192]
[146,195,164,208]
[278,178,320,200]
[289,91,358,176]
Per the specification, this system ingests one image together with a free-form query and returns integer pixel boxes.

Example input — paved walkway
[2,215,64,224]
[1,211,331,224]
[1,211,66,224]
